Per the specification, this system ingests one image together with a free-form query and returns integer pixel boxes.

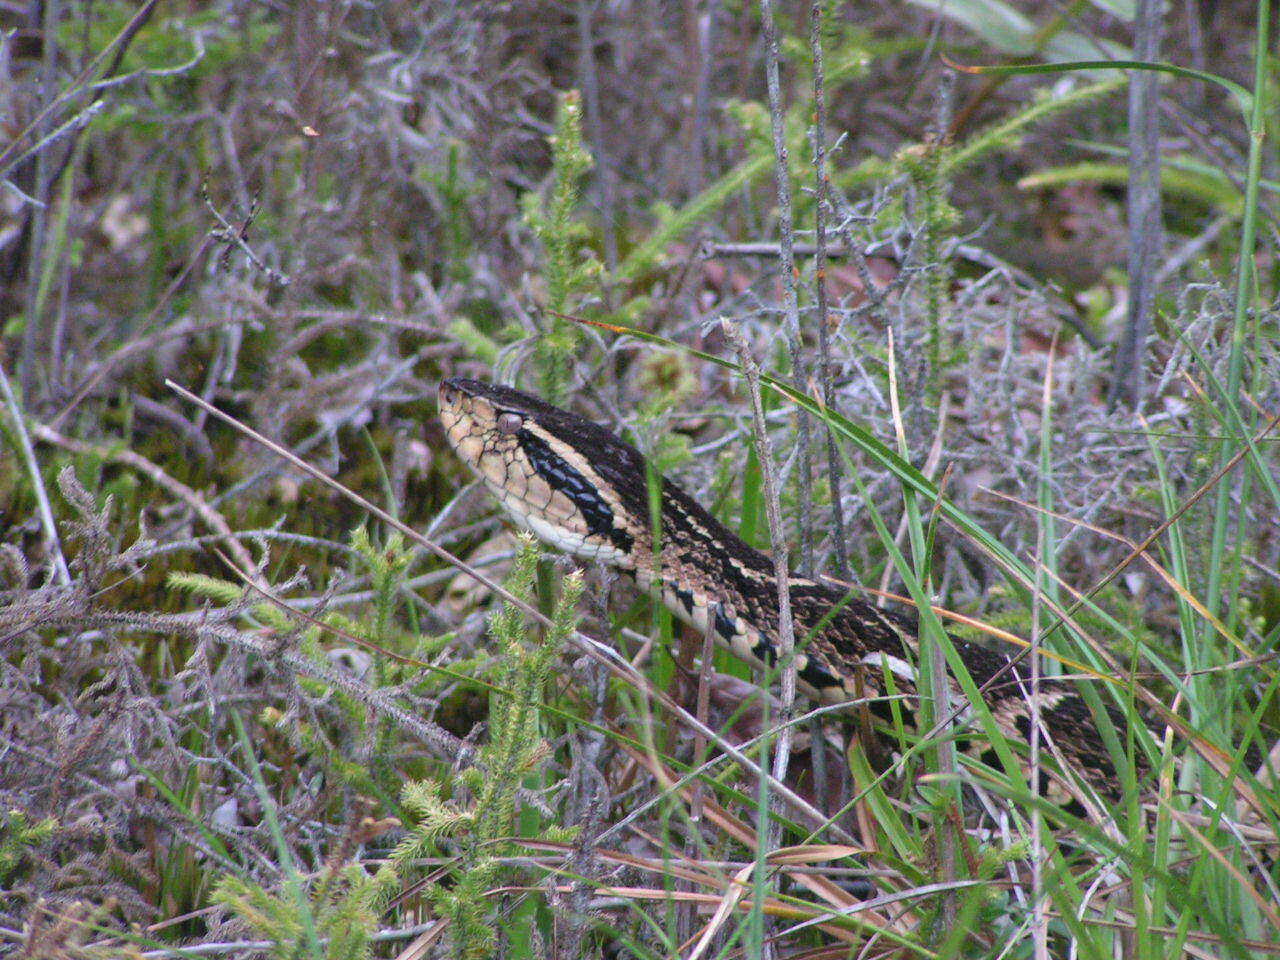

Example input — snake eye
[496,411,524,436]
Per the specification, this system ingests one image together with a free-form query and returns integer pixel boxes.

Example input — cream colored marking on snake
[437,377,1184,809]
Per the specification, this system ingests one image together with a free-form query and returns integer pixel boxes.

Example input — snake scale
[439,377,1144,809]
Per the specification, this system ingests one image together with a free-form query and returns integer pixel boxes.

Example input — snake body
[439,377,1141,806]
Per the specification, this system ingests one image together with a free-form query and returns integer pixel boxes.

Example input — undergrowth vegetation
[2,1,1278,957]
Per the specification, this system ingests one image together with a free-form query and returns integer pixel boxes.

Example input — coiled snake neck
[439,377,1147,809]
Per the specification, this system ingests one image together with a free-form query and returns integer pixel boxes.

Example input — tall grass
[5,2,1278,958]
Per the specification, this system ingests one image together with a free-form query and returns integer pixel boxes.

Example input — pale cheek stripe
[518,510,630,567]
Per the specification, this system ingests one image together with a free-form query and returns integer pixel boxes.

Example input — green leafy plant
[0,808,57,885]
[213,862,397,960]
[419,140,480,281]
[394,534,582,958]
[209,709,397,960]
[522,91,601,402]
[169,532,465,806]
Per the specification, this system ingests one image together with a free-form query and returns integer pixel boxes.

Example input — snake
[438,376,1144,809]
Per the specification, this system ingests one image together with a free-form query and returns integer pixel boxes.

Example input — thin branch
[1029,347,1055,960]
[1109,0,1164,409]
[202,187,291,287]
[577,0,617,273]
[0,362,71,584]
[685,0,719,195]
[725,321,798,886]
[32,422,258,580]
[758,0,815,576]
[0,0,160,173]
[807,0,840,821]
[0,101,106,184]
[810,0,848,584]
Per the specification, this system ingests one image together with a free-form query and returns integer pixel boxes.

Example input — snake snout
[438,377,475,403]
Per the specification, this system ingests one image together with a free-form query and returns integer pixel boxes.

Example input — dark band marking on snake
[438,377,1151,806]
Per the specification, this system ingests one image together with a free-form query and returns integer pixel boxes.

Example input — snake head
[438,378,641,564]
[438,378,535,471]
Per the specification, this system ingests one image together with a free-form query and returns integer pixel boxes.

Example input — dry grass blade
[768,844,866,865]
[500,882,841,927]
[980,484,1263,665]
[391,921,448,960]
[685,863,755,959]
[618,740,906,939]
